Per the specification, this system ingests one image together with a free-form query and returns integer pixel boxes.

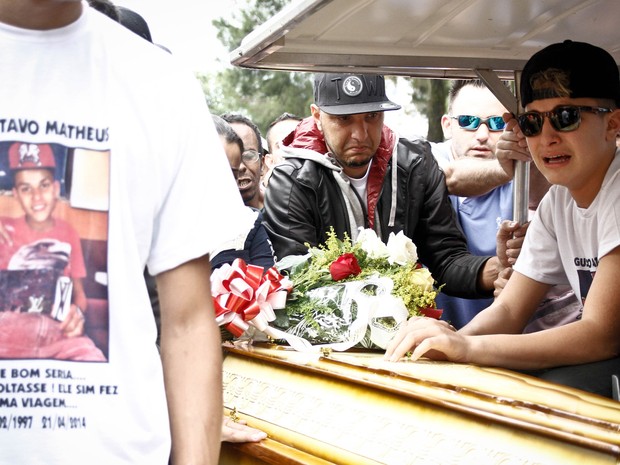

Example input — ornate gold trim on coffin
[221,344,620,465]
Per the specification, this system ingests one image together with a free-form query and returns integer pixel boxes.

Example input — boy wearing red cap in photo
[6,142,61,233]
[386,40,620,399]
[0,142,105,361]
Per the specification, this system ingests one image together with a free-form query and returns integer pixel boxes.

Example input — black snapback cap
[314,73,401,115]
[520,40,620,107]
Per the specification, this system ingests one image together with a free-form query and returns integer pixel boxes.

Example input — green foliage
[205,0,313,134]
[390,263,439,315]
[206,0,452,139]
[286,230,363,300]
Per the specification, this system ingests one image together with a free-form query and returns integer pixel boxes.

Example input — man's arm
[462,249,620,368]
[388,250,620,370]
[385,271,547,363]
[442,157,511,197]
[157,255,222,465]
[442,114,533,197]
[412,150,494,298]
[476,256,500,293]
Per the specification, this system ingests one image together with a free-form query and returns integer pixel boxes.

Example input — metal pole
[512,160,530,224]
[512,71,529,225]
[475,68,530,224]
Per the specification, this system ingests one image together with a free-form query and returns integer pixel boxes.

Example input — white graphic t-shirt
[515,149,620,306]
[0,7,246,464]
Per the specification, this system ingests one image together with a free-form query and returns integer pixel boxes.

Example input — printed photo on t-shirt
[0,141,109,362]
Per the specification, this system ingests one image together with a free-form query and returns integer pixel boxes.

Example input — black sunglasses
[517,105,613,137]
[451,115,506,131]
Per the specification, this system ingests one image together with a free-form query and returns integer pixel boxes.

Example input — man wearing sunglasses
[436,82,513,197]
[432,80,512,329]
[386,40,620,399]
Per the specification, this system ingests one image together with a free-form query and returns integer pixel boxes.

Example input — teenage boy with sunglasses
[386,40,620,399]
[432,80,512,328]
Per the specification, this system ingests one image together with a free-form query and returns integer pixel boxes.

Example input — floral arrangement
[273,228,442,350]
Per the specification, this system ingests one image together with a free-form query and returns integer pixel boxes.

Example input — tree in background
[410,78,449,142]
[205,0,448,140]
[206,0,312,135]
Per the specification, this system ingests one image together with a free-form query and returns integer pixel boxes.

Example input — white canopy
[231,0,620,221]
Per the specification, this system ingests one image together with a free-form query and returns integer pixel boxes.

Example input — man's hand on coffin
[221,417,267,443]
[384,317,467,363]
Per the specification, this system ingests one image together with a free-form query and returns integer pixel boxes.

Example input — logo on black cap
[313,73,401,116]
[342,76,363,97]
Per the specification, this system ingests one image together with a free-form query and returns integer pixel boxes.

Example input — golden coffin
[220,344,620,465]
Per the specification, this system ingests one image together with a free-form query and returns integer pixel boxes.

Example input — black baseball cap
[520,40,620,108]
[313,73,401,115]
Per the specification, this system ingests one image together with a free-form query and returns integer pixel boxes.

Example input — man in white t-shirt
[386,40,620,399]
[0,1,249,463]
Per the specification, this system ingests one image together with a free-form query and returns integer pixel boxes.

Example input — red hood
[283,116,397,229]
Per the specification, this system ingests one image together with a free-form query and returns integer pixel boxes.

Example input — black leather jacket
[263,137,491,299]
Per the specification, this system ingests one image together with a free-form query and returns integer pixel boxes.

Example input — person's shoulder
[272,153,329,177]
[89,11,204,124]
[602,150,620,192]
[269,158,303,182]
[535,184,566,218]
[267,156,335,197]
[398,136,433,153]
[396,137,434,166]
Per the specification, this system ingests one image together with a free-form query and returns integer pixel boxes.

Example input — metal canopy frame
[230,0,620,223]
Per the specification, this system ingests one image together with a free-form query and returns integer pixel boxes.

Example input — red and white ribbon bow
[211,258,292,337]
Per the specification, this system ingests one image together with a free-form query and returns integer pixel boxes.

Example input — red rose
[420,307,443,320]
[329,253,362,281]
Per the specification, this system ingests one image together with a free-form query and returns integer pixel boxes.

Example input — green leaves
[205,0,313,133]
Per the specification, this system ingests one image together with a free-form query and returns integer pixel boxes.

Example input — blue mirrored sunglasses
[451,115,506,131]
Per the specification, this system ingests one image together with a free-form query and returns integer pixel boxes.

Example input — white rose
[409,267,435,292]
[386,231,418,265]
[356,228,389,260]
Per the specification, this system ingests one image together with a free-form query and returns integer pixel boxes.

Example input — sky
[113,0,429,138]
[116,0,241,74]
